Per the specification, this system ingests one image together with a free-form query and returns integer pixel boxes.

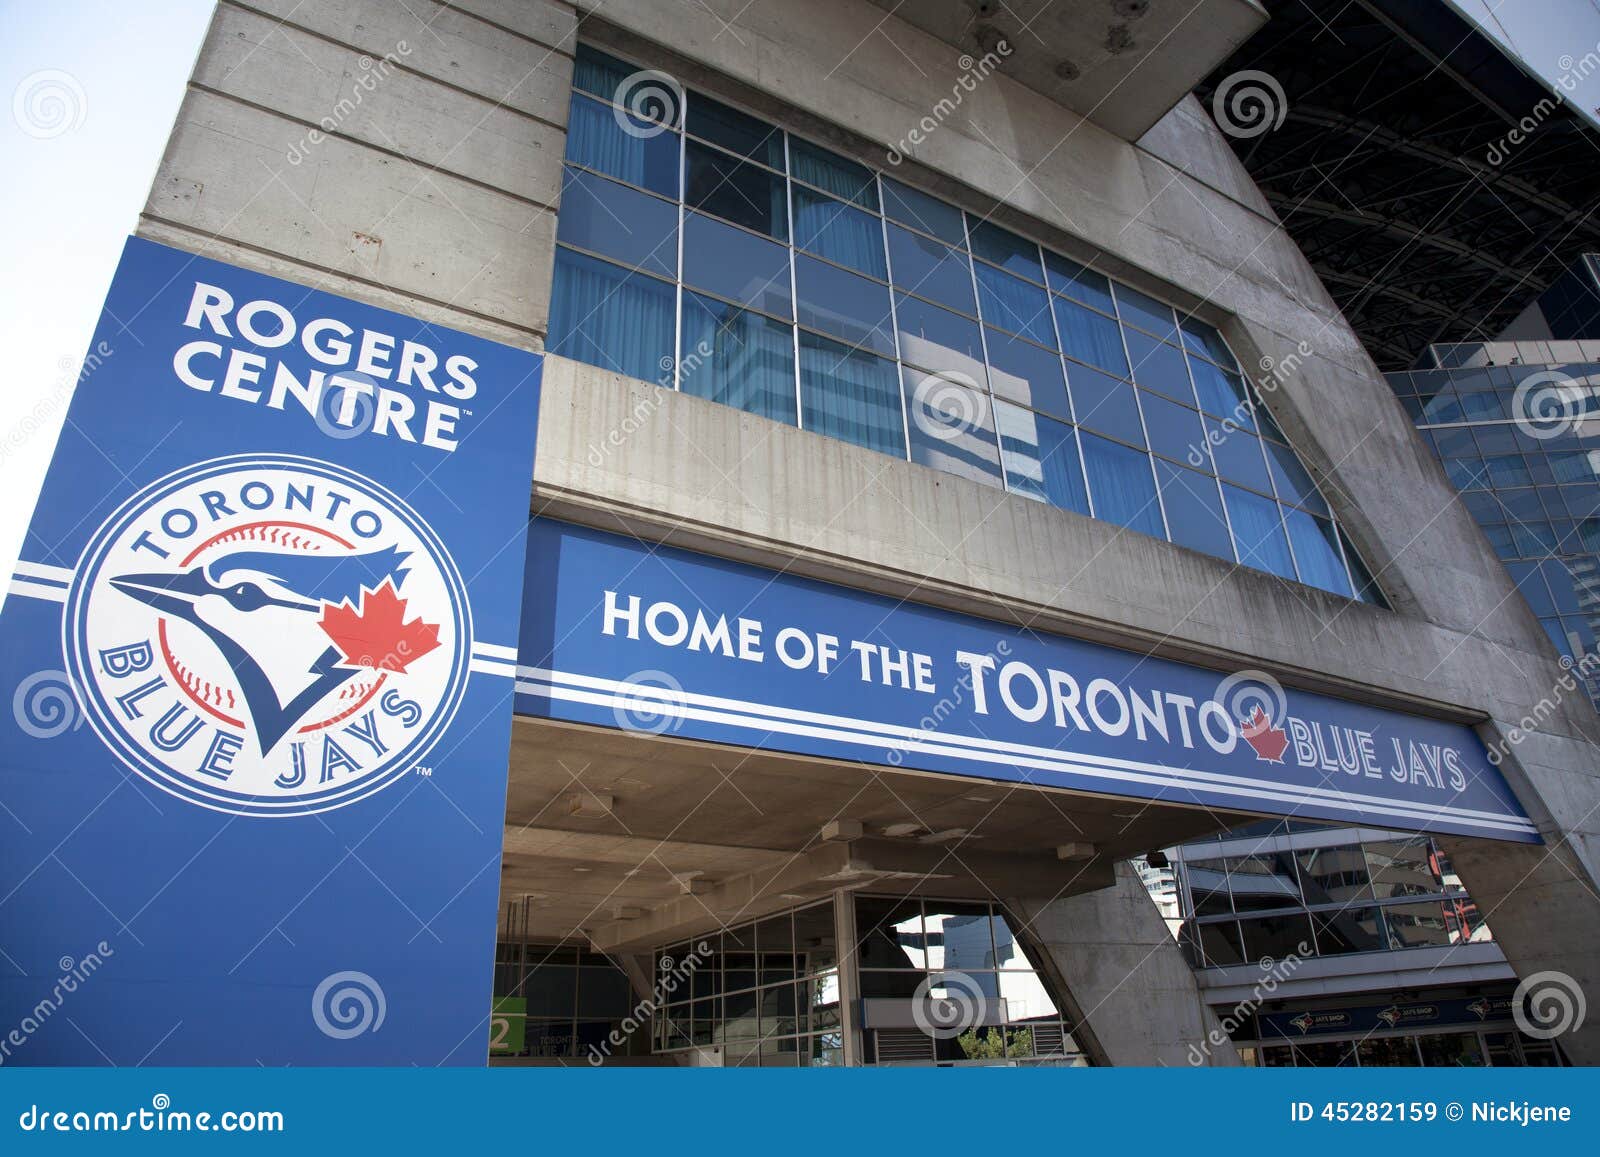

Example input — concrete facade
[134,0,1600,1064]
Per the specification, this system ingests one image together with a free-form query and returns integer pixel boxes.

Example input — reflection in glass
[903,370,1002,488]
[995,402,1088,515]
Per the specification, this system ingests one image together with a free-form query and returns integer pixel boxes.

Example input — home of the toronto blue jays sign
[0,237,541,1064]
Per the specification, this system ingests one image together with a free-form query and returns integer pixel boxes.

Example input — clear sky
[0,0,214,602]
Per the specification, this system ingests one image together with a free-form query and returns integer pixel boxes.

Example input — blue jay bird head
[110,545,412,619]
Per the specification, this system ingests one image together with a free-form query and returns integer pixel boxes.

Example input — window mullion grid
[1045,283,1096,517]
[673,121,686,392]
[962,213,1008,495]
[784,131,803,430]
[877,173,912,463]
[1112,288,1170,542]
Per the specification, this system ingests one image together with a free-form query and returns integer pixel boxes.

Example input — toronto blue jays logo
[64,454,471,816]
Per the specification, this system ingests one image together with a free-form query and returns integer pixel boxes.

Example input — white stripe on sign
[470,641,519,662]
[8,580,69,604]
[513,668,1539,839]
[469,657,518,678]
[12,561,73,586]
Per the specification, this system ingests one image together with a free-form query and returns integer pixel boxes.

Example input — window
[547,44,1384,602]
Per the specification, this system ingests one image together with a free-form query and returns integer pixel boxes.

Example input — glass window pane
[679,291,797,425]
[685,92,782,167]
[799,331,903,457]
[974,262,1054,346]
[881,176,965,246]
[566,92,680,197]
[756,913,796,977]
[795,254,894,356]
[895,293,985,381]
[792,903,837,976]
[887,224,975,314]
[686,139,787,238]
[1311,907,1386,955]
[1054,296,1129,378]
[1264,439,1329,514]
[1044,252,1115,314]
[1357,1037,1420,1066]
[902,369,1003,488]
[968,218,1043,282]
[1186,858,1232,916]
[995,400,1089,515]
[1295,845,1372,905]
[1285,507,1353,597]
[856,896,926,969]
[573,45,682,128]
[1226,853,1304,911]
[1141,391,1205,464]
[790,138,877,209]
[1081,432,1163,537]
[1365,838,1439,898]
[1223,484,1297,579]
[923,903,994,970]
[793,186,886,278]
[1198,921,1245,966]
[556,167,677,277]
[1068,363,1146,448]
[682,211,792,318]
[1114,283,1179,342]
[1208,425,1273,492]
[990,910,1038,970]
[1179,315,1236,369]
[1190,357,1252,422]
[1383,902,1456,949]
[1154,459,1233,560]
[986,328,1069,419]
[1237,912,1314,961]
[1124,329,1197,406]
[548,248,674,384]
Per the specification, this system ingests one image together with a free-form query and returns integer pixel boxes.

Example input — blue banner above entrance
[0,237,542,1064]
[515,520,1537,843]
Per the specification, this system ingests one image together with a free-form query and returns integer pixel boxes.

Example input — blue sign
[0,237,541,1064]
[516,521,1537,843]
[1257,994,1516,1039]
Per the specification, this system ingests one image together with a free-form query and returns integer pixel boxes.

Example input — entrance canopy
[515,520,1537,845]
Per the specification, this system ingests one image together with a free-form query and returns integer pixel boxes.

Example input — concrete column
[1010,862,1241,1066]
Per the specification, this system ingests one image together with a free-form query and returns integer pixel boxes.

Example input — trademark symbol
[415,765,433,777]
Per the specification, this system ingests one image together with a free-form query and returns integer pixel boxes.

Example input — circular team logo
[63,454,471,816]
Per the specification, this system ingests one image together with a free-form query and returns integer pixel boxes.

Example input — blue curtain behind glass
[800,333,903,457]
[566,95,680,197]
[548,248,675,385]
[1224,485,1297,580]
[1081,433,1163,537]
[793,187,886,278]
[680,293,797,425]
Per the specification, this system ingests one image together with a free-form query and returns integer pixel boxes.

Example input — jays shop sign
[516,522,1537,844]
[0,238,540,1064]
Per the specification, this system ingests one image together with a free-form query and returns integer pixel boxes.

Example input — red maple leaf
[318,579,441,673]
[1240,705,1289,763]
